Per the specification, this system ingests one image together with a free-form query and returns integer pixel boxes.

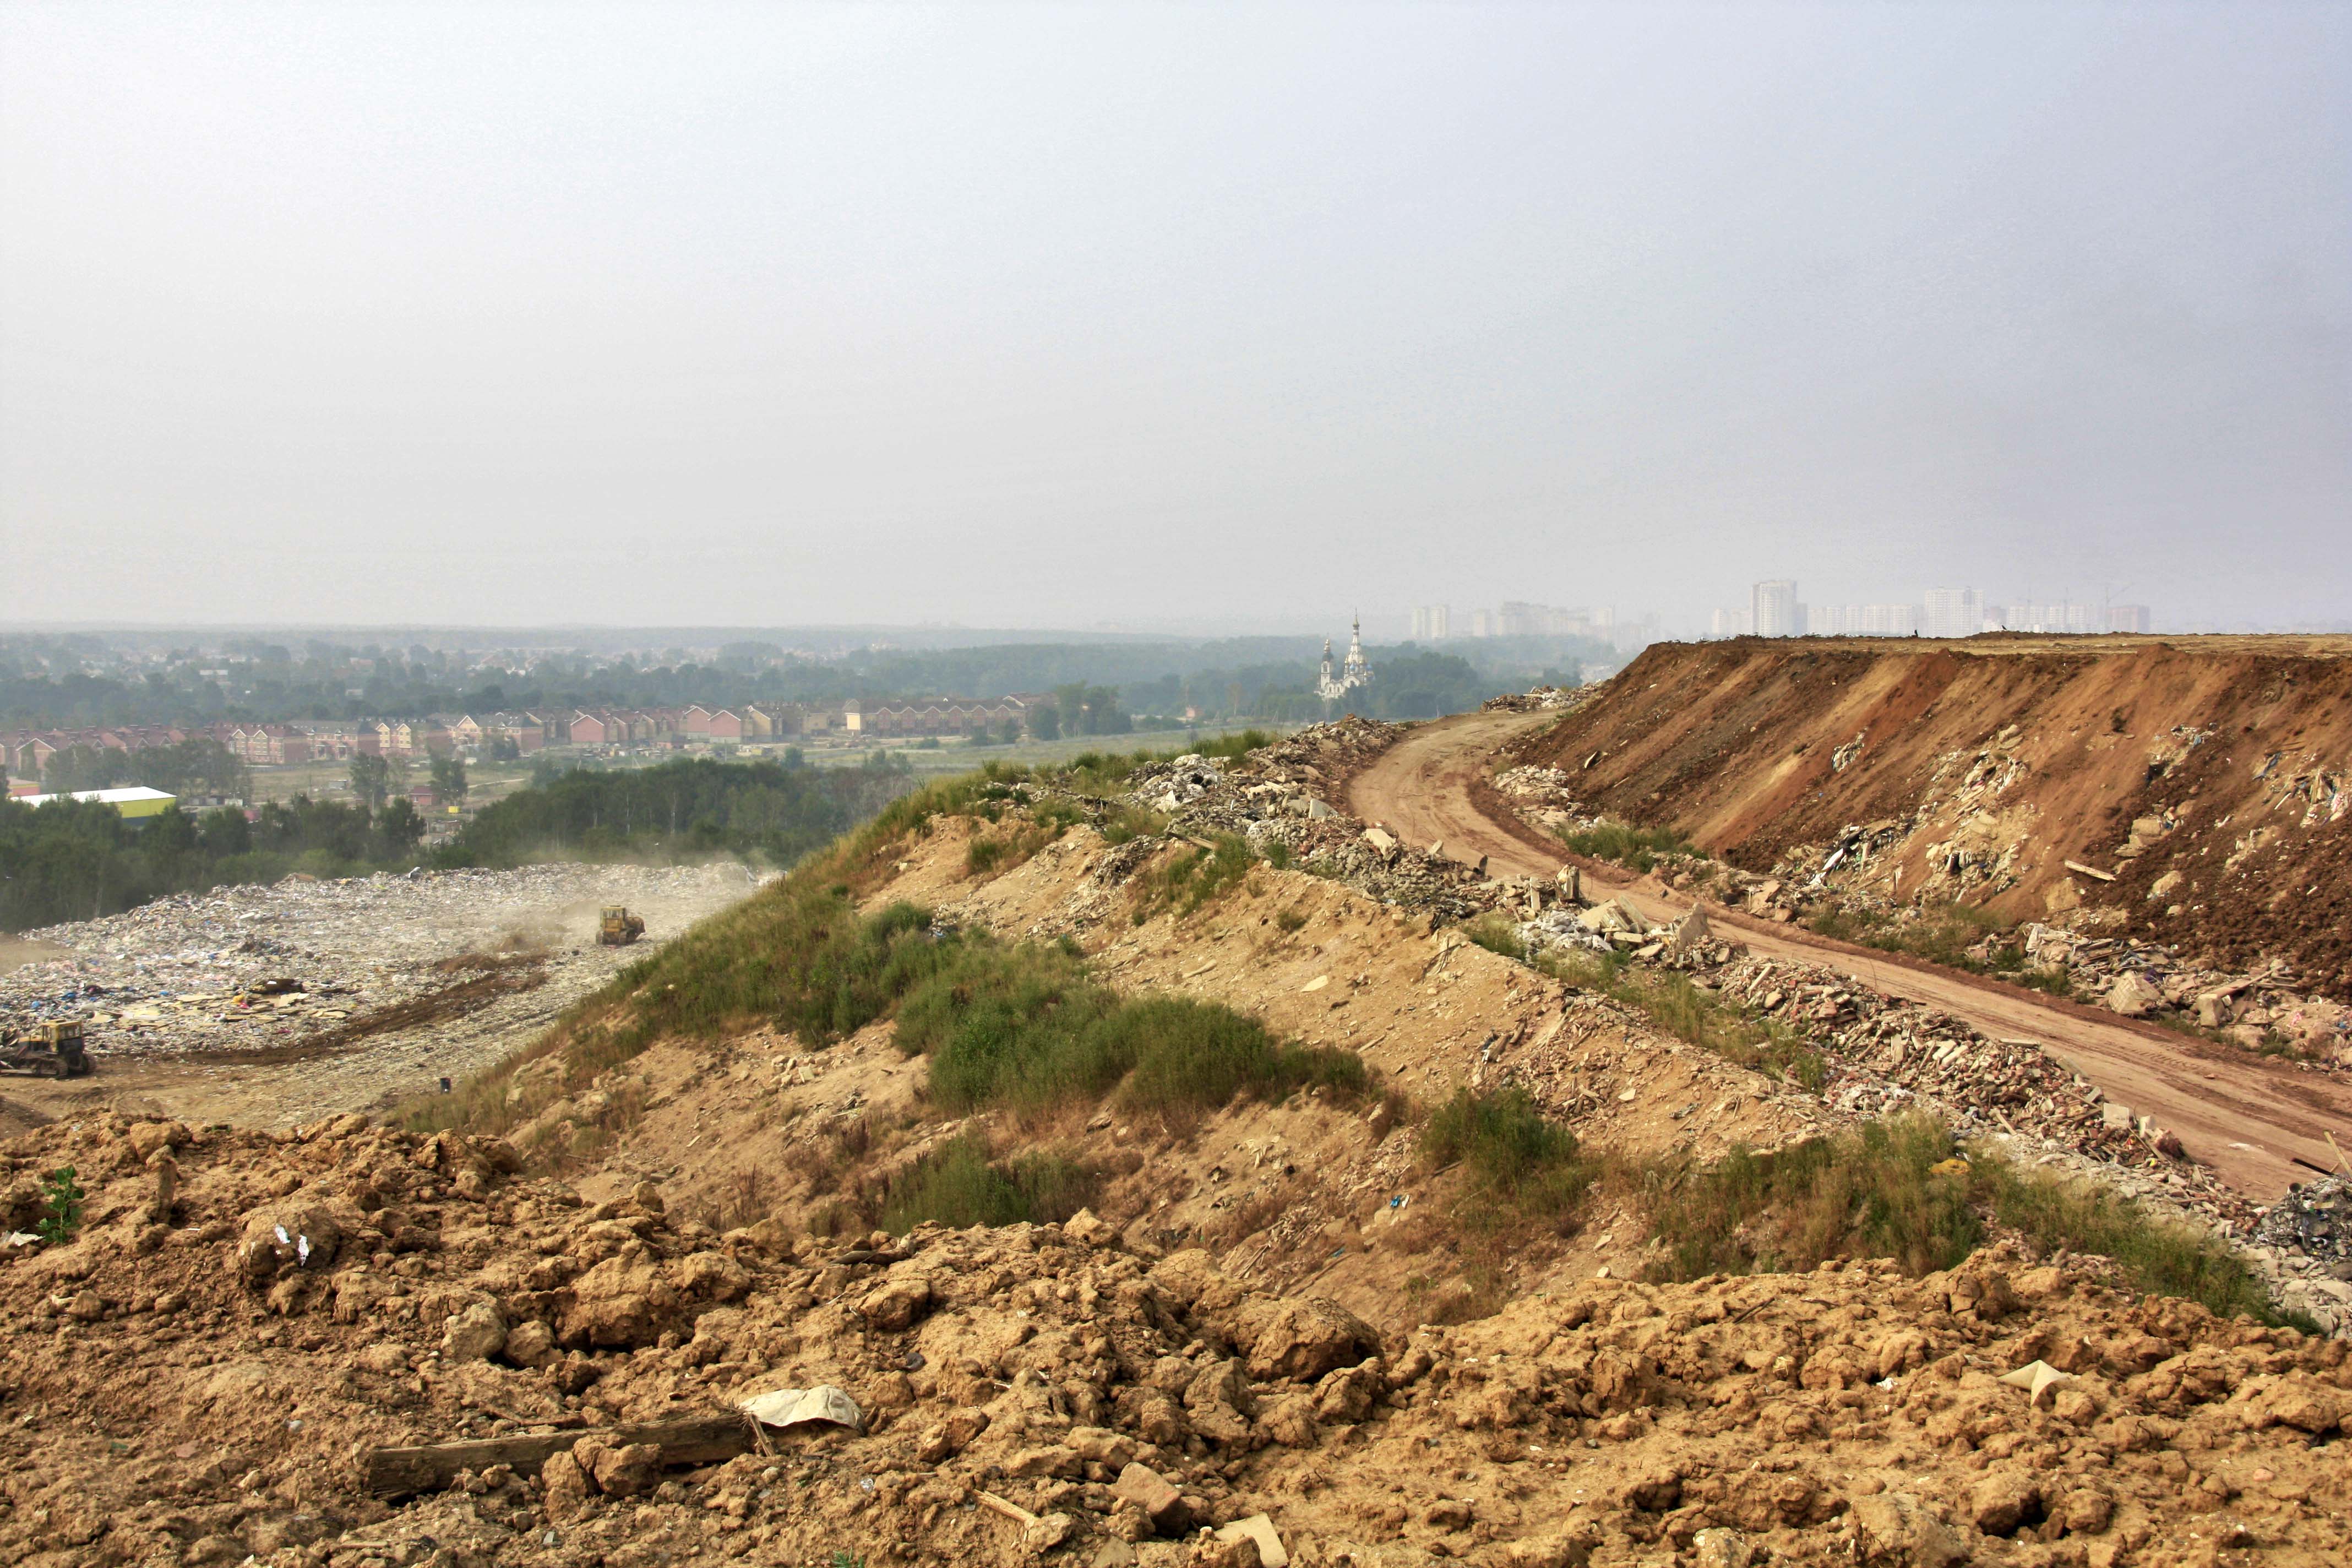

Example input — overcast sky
[3,3,2345,634]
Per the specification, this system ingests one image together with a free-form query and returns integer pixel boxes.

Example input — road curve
[1349,710,2352,1202]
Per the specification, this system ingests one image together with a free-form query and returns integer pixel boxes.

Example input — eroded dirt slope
[1510,636,2352,990]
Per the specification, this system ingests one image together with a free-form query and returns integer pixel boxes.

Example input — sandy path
[1351,711,2352,1201]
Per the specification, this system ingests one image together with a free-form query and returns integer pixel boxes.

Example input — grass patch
[1558,818,1695,874]
[1274,907,1308,934]
[1970,1155,2300,1327]
[1421,1087,1594,1236]
[1633,1114,2307,1327]
[890,935,1365,1125]
[1639,1116,1980,1281]
[393,763,1325,1144]
[1809,900,2013,973]
[874,1132,1101,1233]
[1462,912,1528,961]
[1534,947,1825,1090]
[1137,832,1260,919]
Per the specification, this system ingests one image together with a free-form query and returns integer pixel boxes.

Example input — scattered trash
[739,1385,865,1433]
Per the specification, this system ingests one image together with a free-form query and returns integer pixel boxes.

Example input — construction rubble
[3,1111,2350,1567]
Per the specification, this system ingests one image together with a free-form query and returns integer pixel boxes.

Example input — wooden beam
[364,1413,756,1496]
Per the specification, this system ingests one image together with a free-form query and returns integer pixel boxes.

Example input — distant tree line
[444,753,913,870]
[0,752,919,933]
[37,738,250,799]
[2,634,1577,733]
[0,795,426,932]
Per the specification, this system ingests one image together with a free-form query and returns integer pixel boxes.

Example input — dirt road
[1351,710,2352,1201]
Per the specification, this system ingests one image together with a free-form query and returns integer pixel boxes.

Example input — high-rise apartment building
[1921,587,1984,639]
[2106,605,2151,634]
[1410,606,1452,641]
[1750,580,1800,637]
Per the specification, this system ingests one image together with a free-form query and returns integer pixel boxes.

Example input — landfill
[0,863,765,1069]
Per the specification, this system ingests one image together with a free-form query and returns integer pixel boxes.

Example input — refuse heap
[0,864,758,1064]
[6,1110,2349,1568]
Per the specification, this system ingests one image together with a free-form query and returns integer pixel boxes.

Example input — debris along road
[0,862,767,1129]
[1350,709,2352,1201]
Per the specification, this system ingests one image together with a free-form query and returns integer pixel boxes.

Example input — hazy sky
[4,3,2346,633]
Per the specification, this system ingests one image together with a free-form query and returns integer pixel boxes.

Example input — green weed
[36,1166,84,1245]
[1557,819,1695,873]
[1420,1087,1593,1235]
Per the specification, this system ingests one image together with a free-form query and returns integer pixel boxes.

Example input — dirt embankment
[1510,636,2352,992]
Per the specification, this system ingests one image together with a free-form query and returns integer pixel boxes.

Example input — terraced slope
[1510,635,2352,992]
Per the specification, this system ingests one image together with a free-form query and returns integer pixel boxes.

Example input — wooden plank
[364,1413,755,1495]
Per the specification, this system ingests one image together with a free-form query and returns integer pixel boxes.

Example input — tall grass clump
[1639,1116,1980,1281]
[1558,819,1695,873]
[1969,1157,2296,1326]
[1531,947,1825,1090]
[892,938,1364,1123]
[874,1133,1101,1233]
[1421,1087,1595,1235]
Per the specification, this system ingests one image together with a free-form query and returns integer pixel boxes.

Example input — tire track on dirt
[1350,711,2352,1201]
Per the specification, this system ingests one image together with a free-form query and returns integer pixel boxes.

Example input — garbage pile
[2251,1175,2352,1282]
[0,863,759,1064]
[7,1109,2349,1566]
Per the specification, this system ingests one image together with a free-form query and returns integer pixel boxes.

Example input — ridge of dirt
[1505,636,2352,992]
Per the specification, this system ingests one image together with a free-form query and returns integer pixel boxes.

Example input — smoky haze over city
[3,3,2348,635]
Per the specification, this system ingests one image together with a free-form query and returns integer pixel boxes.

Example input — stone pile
[2014,925,2352,1063]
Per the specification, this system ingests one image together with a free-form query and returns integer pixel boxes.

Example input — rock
[2194,992,2232,1028]
[1246,1297,1381,1381]
[125,1120,189,1161]
[235,1203,342,1286]
[1504,1536,1594,1568]
[557,1253,676,1348]
[1970,1469,2041,1536]
[1025,1512,1078,1554]
[1184,1357,1256,1417]
[917,1408,991,1463]
[1692,1528,1753,1568]
[1064,1208,1118,1247]
[2106,972,2165,1017]
[1313,1357,1384,1422]
[2054,1488,2113,1535]
[1133,1392,1190,1448]
[583,1441,662,1498]
[441,1298,508,1362]
[1113,1461,1191,1536]
[540,1449,593,1519]
[503,1319,558,1369]
[145,1152,178,1227]
[1257,1395,1320,1449]
[1363,827,1397,856]
[1214,1515,1288,1568]
[2260,1378,2342,1435]
[1851,1493,1968,1568]
[1186,1537,1259,1568]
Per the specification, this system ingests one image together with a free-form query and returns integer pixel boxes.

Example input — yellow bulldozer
[1,1019,94,1079]
[597,906,646,946]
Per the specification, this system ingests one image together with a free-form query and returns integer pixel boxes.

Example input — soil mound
[5,1111,2349,1567]
[1511,636,2352,992]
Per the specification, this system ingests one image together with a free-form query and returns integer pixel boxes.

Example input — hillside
[1509,636,2352,994]
[3,726,2349,1566]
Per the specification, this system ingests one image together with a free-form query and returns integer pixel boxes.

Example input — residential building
[1750,580,1801,637]
[2107,605,2152,634]
[1411,605,1452,641]
[1921,588,1984,640]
